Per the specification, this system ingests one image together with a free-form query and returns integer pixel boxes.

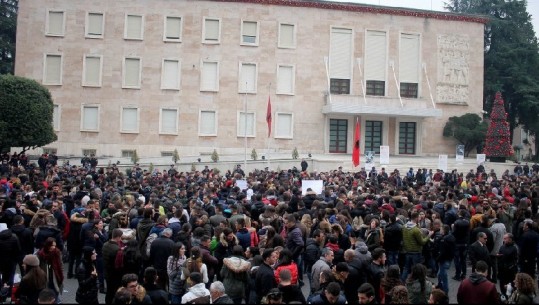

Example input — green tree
[0,75,57,153]
[251,148,258,160]
[0,0,18,75]
[211,149,219,162]
[443,113,487,156]
[131,150,139,164]
[172,148,179,164]
[446,0,539,160]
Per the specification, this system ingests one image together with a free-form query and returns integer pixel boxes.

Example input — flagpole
[266,83,272,170]
[243,82,248,169]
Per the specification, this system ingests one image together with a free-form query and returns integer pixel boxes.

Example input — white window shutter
[205,19,219,40]
[124,58,140,87]
[329,28,352,79]
[166,17,181,39]
[162,60,179,89]
[45,55,61,84]
[161,109,177,133]
[365,31,387,81]
[399,34,420,83]
[201,62,218,91]
[243,21,257,36]
[88,13,103,35]
[279,24,294,47]
[85,56,101,86]
[53,105,59,130]
[239,113,255,136]
[83,107,98,130]
[276,113,292,137]
[241,63,256,92]
[126,15,142,39]
[48,11,64,35]
[122,108,138,132]
[277,66,293,94]
[200,111,216,134]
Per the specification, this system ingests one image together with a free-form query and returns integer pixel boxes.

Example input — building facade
[15,0,486,159]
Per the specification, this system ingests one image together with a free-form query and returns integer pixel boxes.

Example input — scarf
[38,248,64,284]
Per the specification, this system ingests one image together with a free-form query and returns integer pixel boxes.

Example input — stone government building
[14,0,486,159]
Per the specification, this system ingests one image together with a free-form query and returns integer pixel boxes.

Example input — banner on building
[456,145,465,163]
[438,154,448,172]
[380,146,390,165]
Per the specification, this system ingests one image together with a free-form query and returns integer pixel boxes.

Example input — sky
[329,0,539,38]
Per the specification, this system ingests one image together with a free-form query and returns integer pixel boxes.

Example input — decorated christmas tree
[484,92,513,161]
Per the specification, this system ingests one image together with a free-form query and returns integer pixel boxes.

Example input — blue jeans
[387,251,399,267]
[454,244,467,278]
[170,294,182,304]
[437,260,450,294]
[401,253,422,281]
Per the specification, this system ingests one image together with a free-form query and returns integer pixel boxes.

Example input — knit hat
[23,254,40,267]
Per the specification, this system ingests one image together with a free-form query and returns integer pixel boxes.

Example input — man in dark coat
[142,267,168,304]
[10,215,33,276]
[498,233,518,297]
[200,235,219,284]
[518,220,539,278]
[343,249,367,304]
[0,226,21,287]
[366,248,386,304]
[255,248,278,302]
[452,210,470,280]
[383,214,402,266]
[103,229,123,304]
[469,232,492,276]
[149,228,174,290]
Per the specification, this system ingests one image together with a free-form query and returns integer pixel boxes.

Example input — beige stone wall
[15,0,485,158]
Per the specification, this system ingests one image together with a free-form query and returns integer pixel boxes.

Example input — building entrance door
[365,120,383,154]
[329,119,348,153]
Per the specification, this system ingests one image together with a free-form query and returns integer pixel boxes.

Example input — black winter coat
[383,222,403,252]
[76,262,99,304]
[11,224,34,257]
[437,233,456,262]
[0,229,21,267]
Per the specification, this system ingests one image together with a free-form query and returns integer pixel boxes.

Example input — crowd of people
[0,152,538,304]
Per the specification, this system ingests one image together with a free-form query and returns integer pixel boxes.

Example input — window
[124,14,143,40]
[365,30,387,96]
[81,105,99,132]
[46,10,65,36]
[365,120,383,154]
[275,113,293,138]
[161,59,181,90]
[400,83,418,98]
[241,20,259,46]
[43,148,57,155]
[330,79,350,95]
[238,112,255,137]
[203,17,220,43]
[164,16,182,42]
[278,23,295,48]
[123,57,141,89]
[366,80,385,96]
[82,55,103,87]
[53,104,60,131]
[276,65,294,95]
[200,61,219,91]
[122,150,135,158]
[160,108,178,134]
[86,12,104,38]
[82,149,96,156]
[400,33,420,98]
[239,62,257,93]
[199,110,217,136]
[330,28,353,95]
[161,151,174,157]
[121,107,139,133]
[43,54,62,85]
[399,122,416,154]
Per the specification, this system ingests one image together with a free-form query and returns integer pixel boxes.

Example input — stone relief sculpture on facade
[437,34,470,105]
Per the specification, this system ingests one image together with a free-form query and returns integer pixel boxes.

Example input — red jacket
[457,273,500,304]
[274,262,299,285]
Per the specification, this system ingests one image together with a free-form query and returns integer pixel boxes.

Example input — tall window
[239,62,257,93]
[123,57,141,89]
[46,10,65,36]
[275,113,293,138]
[199,110,217,136]
[241,21,259,46]
[81,106,99,132]
[124,14,143,40]
[121,150,135,158]
[399,33,420,98]
[161,59,181,90]
[83,55,102,87]
[203,17,220,43]
[329,28,352,94]
[278,23,295,48]
[399,122,416,154]
[43,54,62,85]
[53,105,60,131]
[164,16,182,42]
[277,65,294,95]
[121,107,139,133]
[160,108,178,134]
[86,12,104,38]
[238,112,255,137]
[365,30,387,96]
[200,61,219,91]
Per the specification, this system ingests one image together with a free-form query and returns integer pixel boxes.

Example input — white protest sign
[477,154,486,166]
[456,145,464,163]
[438,155,448,172]
[236,180,248,190]
[380,146,390,165]
[301,180,324,195]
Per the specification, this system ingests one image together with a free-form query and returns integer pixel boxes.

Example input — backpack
[144,233,158,258]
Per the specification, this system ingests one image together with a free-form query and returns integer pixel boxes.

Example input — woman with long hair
[75,246,98,304]
[121,239,142,276]
[381,265,404,304]
[364,218,383,252]
[37,237,64,299]
[389,285,410,304]
[274,249,299,285]
[15,255,47,304]
[406,263,433,304]
[181,246,208,284]
[167,242,187,304]
[84,219,107,293]
[507,273,537,304]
